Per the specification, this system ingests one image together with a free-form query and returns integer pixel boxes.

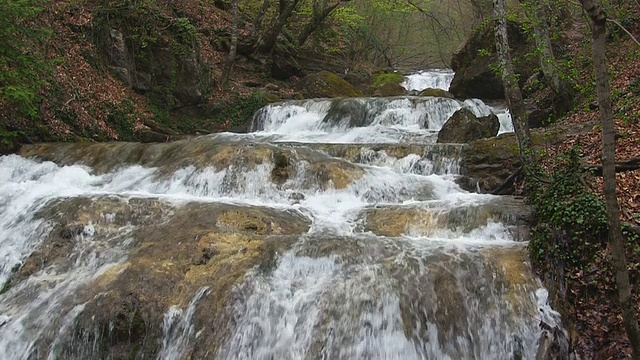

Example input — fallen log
[585,157,640,176]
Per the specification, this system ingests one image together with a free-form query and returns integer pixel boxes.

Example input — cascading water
[401,70,514,135]
[0,71,560,359]
[402,69,455,92]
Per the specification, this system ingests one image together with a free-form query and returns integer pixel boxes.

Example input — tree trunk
[493,0,533,167]
[298,1,343,47]
[256,0,299,53]
[221,0,239,86]
[581,1,640,358]
[521,0,561,93]
[250,0,271,44]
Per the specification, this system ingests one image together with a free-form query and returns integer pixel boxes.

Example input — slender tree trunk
[221,0,239,86]
[256,0,299,53]
[493,0,533,166]
[581,1,640,358]
[250,0,271,44]
[521,0,561,93]
[298,1,343,47]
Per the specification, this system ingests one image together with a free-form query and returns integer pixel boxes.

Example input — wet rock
[323,98,369,127]
[20,140,367,191]
[296,71,364,98]
[310,161,364,190]
[362,197,530,237]
[288,192,305,203]
[372,83,406,97]
[459,122,586,193]
[437,108,500,143]
[418,88,455,99]
[271,151,290,184]
[9,197,308,358]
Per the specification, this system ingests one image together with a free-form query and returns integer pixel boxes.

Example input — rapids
[0,70,558,359]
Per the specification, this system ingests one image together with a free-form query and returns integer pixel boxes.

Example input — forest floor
[536,21,640,358]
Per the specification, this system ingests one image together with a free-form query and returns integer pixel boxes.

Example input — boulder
[372,83,406,97]
[525,86,575,128]
[296,71,364,98]
[97,12,211,109]
[271,51,303,80]
[8,197,310,358]
[323,98,370,127]
[371,72,405,87]
[437,108,500,143]
[449,20,537,100]
[419,88,455,99]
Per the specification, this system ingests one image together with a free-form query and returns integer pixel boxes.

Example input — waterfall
[0,71,559,359]
[401,69,455,91]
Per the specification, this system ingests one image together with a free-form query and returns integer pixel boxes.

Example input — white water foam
[0,70,556,359]
[402,69,455,91]
[157,287,210,360]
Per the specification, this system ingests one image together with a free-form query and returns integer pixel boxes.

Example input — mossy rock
[418,88,455,99]
[372,72,405,87]
[259,91,281,104]
[296,71,364,98]
[372,83,406,97]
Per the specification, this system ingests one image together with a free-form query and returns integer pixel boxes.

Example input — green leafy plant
[528,147,608,269]
[0,0,51,118]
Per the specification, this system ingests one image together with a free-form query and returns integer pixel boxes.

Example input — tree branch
[607,19,640,48]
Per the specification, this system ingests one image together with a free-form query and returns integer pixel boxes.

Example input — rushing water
[402,70,455,92]
[0,71,558,359]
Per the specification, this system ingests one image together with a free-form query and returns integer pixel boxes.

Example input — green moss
[299,71,364,98]
[0,279,11,295]
[372,83,405,97]
[372,73,404,87]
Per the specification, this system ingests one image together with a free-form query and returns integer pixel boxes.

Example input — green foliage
[214,92,269,127]
[372,73,404,87]
[528,148,608,269]
[0,0,50,118]
[0,125,19,149]
[106,100,137,140]
[151,92,268,132]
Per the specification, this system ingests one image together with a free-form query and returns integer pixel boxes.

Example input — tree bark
[581,0,640,358]
[221,0,239,86]
[521,0,561,93]
[493,0,533,167]
[298,0,345,47]
[250,0,271,44]
[256,0,300,53]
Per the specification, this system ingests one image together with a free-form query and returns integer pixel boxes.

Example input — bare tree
[221,0,239,86]
[493,0,533,167]
[580,0,640,358]
[520,0,561,93]
[255,0,301,53]
[298,0,352,47]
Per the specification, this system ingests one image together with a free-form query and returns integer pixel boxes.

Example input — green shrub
[528,148,608,269]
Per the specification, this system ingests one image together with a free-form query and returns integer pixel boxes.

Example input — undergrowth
[528,147,608,271]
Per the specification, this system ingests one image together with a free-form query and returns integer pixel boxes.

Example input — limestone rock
[296,71,364,98]
[418,88,455,99]
[437,108,500,143]
[449,20,537,100]
[9,197,310,358]
[372,83,406,97]
[97,10,211,109]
